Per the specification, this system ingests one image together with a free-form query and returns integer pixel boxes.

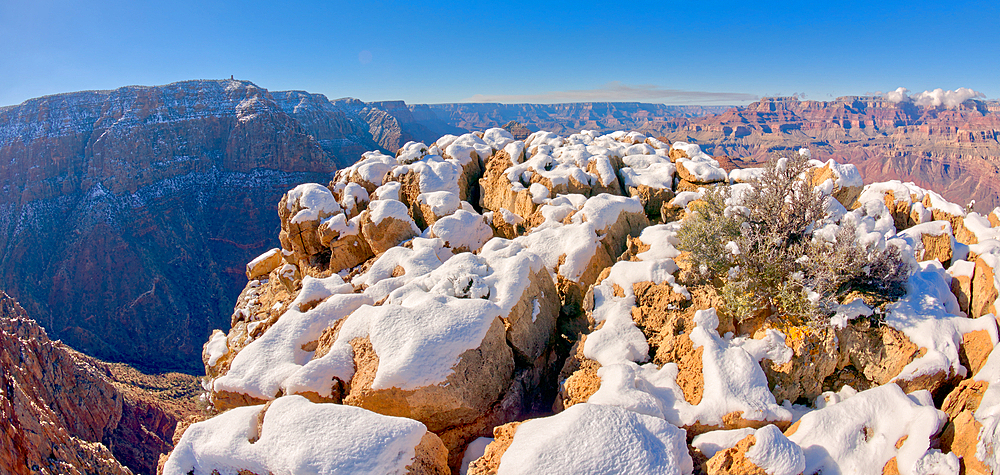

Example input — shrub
[676,153,908,326]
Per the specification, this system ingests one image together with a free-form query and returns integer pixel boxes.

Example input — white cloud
[882,87,984,108]
[464,81,758,105]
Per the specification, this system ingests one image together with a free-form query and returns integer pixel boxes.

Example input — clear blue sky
[2,0,998,107]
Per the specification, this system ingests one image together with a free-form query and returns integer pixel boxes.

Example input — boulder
[360,200,421,254]
[971,256,1000,318]
[940,379,991,475]
[162,396,450,475]
[245,248,283,280]
[810,160,863,208]
[341,299,515,433]
[278,183,342,267]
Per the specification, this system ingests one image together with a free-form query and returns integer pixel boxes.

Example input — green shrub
[676,153,908,326]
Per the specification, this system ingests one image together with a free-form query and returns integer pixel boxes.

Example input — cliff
[0,291,196,475]
[0,80,347,373]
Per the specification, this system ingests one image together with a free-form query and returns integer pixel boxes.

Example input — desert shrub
[677,152,909,326]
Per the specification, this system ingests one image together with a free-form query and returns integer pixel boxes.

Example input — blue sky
[1,0,997,106]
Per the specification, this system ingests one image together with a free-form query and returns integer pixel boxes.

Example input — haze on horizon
[1,0,997,107]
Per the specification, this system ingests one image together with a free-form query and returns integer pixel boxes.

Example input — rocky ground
[156,127,1000,474]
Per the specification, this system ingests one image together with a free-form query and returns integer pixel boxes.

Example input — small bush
[677,153,908,326]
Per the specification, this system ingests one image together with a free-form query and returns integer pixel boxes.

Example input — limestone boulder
[764,326,840,403]
[949,260,975,316]
[809,160,863,208]
[897,220,954,266]
[328,277,515,432]
[429,209,494,254]
[245,248,283,280]
[163,396,451,475]
[278,183,342,267]
[940,379,992,475]
[971,256,1000,318]
[360,199,421,254]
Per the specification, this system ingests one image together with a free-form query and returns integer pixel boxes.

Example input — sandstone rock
[898,220,953,265]
[971,256,1000,318]
[163,395,450,475]
[940,379,991,475]
[764,325,840,403]
[429,209,494,254]
[553,337,602,412]
[343,314,514,433]
[949,260,975,316]
[466,422,521,475]
[836,320,920,388]
[360,200,421,254]
[809,160,863,208]
[705,434,768,475]
[478,151,559,228]
[278,183,342,267]
[245,248,283,280]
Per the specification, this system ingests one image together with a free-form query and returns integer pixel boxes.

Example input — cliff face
[425,102,730,135]
[0,80,352,373]
[654,96,1000,211]
[0,291,182,475]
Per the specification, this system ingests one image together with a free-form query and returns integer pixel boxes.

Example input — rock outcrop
[0,291,191,475]
[163,127,1000,475]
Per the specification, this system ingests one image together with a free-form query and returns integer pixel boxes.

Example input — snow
[495,403,693,475]
[332,290,501,390]
[670,190,705,208]
[461,437,494,475]
[583,259,688,365]
[683,309,792,425]
[964,212,1000,242]
[396,141,429,164]
[572,193,643,231]
[163,395,427,475]
[344,151,395,186]
[529,183,549,203]
[635,223,683,261]
[417,190,460,218]
[478,238,550,320]
[584,308,791,430]
[745,424,806,475]
[672,141,727,183]
[678,159,728,183]
[353,237,451,303]
[514,220,599,283]
[367,199,419,233]
[482,127,515,150]
[498,207,524,225]
[819,159,863,189]
[430,209,493,253]
[445,133,493,166]
[374,181,402,202]
[212,275,372,400]
[620,154,676,190]
[730,167,765,183]
[338,182,369,213]
[886,261,998,382]
[786,384,953,475]
[286,183,341,223]
[204,330,229,367]
[692,428,756,458]
[830,298,873,329]
[974,342,1000,473]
